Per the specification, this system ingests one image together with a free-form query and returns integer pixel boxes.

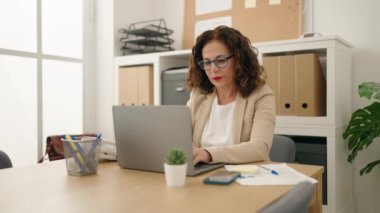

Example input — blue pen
[259,165,279,175]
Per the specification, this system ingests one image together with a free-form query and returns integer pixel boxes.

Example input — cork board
[182,0,303,49]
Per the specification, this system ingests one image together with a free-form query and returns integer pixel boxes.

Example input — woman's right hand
[192,146,212,165]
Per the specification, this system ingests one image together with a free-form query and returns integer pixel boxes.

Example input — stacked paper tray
[120,24,173,37]
[119,19,175,55]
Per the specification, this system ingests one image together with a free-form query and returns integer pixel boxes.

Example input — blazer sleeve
[205,86,276,163]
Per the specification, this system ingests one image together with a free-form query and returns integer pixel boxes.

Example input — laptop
[112,105,224,176]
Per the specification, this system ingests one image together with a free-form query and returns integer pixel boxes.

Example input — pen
[64,135,89,173]
[259,165,279,175]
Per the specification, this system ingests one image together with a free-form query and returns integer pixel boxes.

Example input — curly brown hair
[187,26,265,98]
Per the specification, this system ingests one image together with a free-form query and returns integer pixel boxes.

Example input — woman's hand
[192,146,212,165]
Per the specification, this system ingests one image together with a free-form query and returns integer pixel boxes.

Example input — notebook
[112,105,224,176]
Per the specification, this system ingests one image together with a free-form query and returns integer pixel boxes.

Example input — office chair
[259,181,315,213]
[269,135,296,163]
[0,150,13,169]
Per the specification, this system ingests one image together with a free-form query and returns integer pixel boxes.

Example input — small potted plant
[164,148,187,187]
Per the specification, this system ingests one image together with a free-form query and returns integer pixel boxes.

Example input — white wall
[94,0,380,212]
[314,0,380,212]
[94,0,114,142]
[114,0,154,56]
[114,0,184,56]
[151,0,184,51]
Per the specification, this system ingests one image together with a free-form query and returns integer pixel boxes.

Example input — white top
[201,97,236,148]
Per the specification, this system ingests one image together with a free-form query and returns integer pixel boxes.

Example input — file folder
[263,53,326,116]
[278,55,296,115]
[118,65,153,106]
[295,53,326,116]
[263,56,279,114]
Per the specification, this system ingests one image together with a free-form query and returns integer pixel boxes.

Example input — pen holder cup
[62,138,102,176]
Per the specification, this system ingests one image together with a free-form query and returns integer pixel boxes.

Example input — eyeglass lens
[198,55,232,70]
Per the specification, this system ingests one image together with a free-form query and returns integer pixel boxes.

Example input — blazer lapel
[233,92,247,144]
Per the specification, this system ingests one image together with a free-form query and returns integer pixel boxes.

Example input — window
[42,60,83,143]
[42,0,83,58]
[0,0,91,166]
[0,56,37,166]
[0,0,37,52]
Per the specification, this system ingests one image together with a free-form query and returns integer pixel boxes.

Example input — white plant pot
[164,163,187,187]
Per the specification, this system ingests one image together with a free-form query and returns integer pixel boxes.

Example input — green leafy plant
[166,148,186,165]
[343,82,380,175]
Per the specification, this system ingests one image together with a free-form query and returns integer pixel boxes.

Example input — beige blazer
[187,85,276,163]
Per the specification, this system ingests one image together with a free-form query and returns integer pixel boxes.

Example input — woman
[187,26,276,165]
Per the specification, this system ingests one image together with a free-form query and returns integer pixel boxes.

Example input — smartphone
[203,171,241,185]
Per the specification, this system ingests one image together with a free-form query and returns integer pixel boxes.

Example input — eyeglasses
[197,55,233,71]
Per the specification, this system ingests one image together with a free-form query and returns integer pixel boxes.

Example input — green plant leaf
[343,102,380,162]
[358,82,380,102]
[360,160,380,176]
[166,148,186,165]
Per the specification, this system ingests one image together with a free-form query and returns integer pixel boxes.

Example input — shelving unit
[114,36,353,213]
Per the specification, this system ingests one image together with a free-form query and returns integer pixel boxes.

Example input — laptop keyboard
[194,162,211,170]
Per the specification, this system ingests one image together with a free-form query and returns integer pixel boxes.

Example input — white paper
[227,164,259,174]
[196,0,232,15]
[269,0,282,5]
[225,163,317,186]
[194,16,232,40]
[245,0,257,8]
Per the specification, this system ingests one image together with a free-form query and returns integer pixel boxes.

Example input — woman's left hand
[192,146,212,165]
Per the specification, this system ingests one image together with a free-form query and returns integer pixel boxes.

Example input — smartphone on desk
[203,171,241,185]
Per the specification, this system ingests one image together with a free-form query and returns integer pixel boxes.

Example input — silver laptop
[112,105,224,176]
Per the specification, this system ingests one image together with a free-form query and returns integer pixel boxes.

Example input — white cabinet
[114,36,353,213]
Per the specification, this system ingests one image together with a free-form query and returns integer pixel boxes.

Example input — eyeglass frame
[197,55,234,71]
